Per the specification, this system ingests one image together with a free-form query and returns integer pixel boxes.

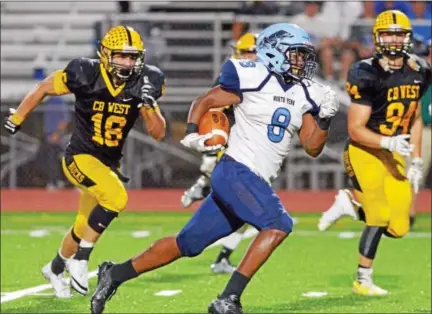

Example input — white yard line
[0,270,98,303]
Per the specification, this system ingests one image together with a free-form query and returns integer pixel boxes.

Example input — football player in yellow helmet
[3,25,167,297]
[231,32,258,60]
[180,32,258,274]
[98,25,146,82]
[317,10,431,296]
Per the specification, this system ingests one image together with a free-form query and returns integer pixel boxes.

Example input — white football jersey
[219,58,327,184]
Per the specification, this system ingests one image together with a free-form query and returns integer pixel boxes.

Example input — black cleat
[409,215,416,230]
[90,261,118,314]
[208,294,243,314]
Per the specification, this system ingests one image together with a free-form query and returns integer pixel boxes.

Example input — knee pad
[88,205,118,234]
[176,231,205,257]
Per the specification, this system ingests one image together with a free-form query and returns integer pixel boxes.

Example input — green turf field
[1,212,431,313]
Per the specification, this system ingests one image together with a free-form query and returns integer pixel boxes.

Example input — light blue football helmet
[256,23,317,80]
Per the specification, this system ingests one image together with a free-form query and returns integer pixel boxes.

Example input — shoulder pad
[347,59,378,86]
[218,58,270,94]
[63,58,98,94]
[143,64,165,79]
[345,59,378,105]
[231,58,271,90]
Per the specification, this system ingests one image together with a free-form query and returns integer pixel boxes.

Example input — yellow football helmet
[232,32,257,59]
[98,25,145,80]
[373,10,412,56]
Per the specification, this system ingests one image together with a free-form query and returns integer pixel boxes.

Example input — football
[198,110,230,146]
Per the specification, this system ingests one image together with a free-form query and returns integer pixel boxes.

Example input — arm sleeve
[218,60,241,95]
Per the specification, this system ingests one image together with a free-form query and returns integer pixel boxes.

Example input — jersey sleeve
[53,58,88,95]
[345,62,377,106]
[301,81,324,116]
[143,65,166,101]
[218,59,241,95]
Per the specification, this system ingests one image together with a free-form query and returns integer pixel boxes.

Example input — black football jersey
[60,58,165,166]
[346,55,431,136]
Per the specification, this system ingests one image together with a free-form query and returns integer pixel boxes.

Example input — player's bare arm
[298,113,328,157]
[7,71,71,125]
[140,106,166,141]
[347,103,382,148]
[187,86,241,125]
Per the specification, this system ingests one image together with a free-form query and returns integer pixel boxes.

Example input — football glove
[407,157,423,194]
[180,133,223,154]
[4,108,22,135]
[139,82,157,109]
[319,86,339,119]
[380,134,413,157]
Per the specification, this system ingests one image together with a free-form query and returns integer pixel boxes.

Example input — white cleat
[210,258,235,274]
[318,189,358,231]
[181,175,210,208]
[352,280,389,296]
[41,262,72,298]
[67,259,89,295]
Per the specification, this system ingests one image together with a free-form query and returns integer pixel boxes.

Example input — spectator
[410,1,432,19]
[118,1,130,13]
[290,1,362,85]
[410,1,432,43]
[374,1,412,16]
[341,1,377,84]
[232,1,279,42]
[33,68,71,190]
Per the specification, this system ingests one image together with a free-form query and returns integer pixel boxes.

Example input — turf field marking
[337,232,356,239]
[0,270,98,303]
[154,290,182,296]
[29,229,50,238]
[131,230,151,238]
[301,291,328,298]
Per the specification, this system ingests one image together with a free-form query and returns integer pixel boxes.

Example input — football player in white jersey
[181,32,258,274]
[91,23,340,314]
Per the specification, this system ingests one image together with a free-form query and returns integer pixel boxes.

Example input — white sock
[221,230,244,251]
[357,266,373,284]
[79,239,94,248]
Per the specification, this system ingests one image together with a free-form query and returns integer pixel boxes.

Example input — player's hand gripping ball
[199,111,230,146]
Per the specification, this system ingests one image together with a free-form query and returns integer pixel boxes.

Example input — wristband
[10,113,24,126]
[186,123,199,135]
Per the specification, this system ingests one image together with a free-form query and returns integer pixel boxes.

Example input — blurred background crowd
[1,1,431,190]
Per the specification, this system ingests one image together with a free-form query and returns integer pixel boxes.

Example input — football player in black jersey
[317,10,431,295]
[3,25,167,297]
[180,32,257,274]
